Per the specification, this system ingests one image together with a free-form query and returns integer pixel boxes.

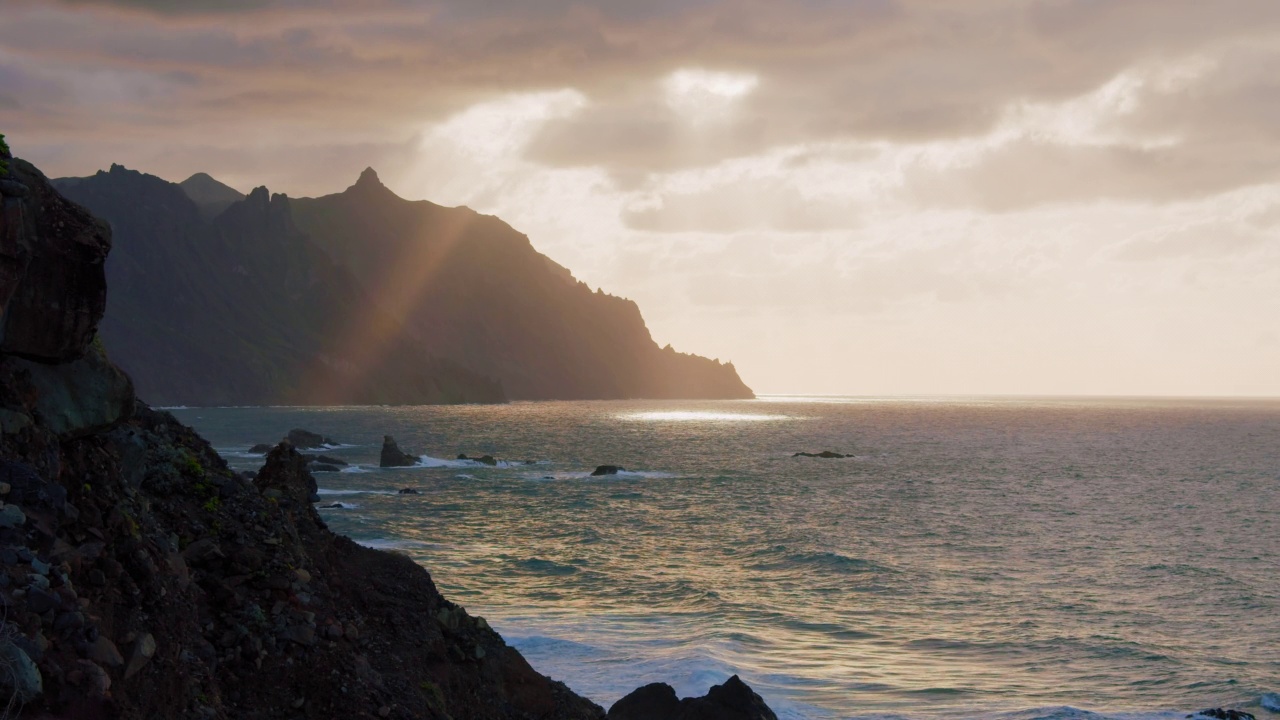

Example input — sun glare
[663,68,759,122]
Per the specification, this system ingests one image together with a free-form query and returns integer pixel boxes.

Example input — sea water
[170,397,1280,720]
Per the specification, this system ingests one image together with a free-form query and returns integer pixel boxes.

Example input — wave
[339,466,373,474]
[747,548,892,575]
[316,488,397,496]
[409,454,526,469]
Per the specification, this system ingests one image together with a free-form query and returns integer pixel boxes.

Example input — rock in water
[248,443,273,454]
[380,435,418,467]
[458,453,498,466]
[1189,711,1256,720]
[287,428,332,449]
[397,488,420,495]
[591,465,625,476]
[792,451,848,458]
[608,675,777,720]
[608,683,681,720]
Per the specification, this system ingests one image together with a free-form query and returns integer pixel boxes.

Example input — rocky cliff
[0,147,776,718]
[53,165,753,405]
[54,166,503,407]
[291,169,753,401]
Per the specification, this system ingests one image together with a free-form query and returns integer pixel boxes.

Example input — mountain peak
[355,166,382,188]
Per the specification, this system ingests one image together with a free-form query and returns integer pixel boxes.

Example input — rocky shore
[0,147,778,718]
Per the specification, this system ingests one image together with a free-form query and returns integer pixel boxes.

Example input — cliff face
[54,165,753,405]
[0,150,601,718]
[291,170,755,401]
[54,166,503,407]
[0,148,777,720]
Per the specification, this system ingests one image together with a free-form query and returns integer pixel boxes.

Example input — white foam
[316,502,358,510]
[407,454,522,469]
[339,466,372,474]
[1261,693,1280,712]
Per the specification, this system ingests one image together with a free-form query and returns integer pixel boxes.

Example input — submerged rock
[608,675,777,720]
[1189,711,1256,720]
[792,451,848,459]
[397,488,420,495]
[314,454,348,466]
[591,465,625,476]
[318,502,345,509]
[380,435,418,467]
[458,453,498,466]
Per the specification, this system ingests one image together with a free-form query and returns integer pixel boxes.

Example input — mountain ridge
[53,165,752,405]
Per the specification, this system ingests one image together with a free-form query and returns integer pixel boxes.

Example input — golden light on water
[618,410,797,422]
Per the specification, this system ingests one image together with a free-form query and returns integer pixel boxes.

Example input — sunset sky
[4,0,1279,396]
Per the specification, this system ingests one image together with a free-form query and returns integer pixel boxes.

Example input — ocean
[168,397,1280,720]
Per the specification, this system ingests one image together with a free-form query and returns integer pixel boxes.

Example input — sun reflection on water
[617,410,799,422]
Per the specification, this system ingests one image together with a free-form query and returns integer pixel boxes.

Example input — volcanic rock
[591,465,625,476]
[459,453,498,466]
[608,675,777,720]
[286,428,332,449]
[380,435,418,467]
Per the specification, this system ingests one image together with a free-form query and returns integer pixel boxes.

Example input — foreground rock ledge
[608,676,778,720]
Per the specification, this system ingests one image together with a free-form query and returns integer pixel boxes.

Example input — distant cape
[52,165,753,405]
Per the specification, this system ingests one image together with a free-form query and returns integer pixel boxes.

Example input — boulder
[248,443,273,454]
[397,488,420,495]
[608,676,776,720]
[314,454,348,466]
[0,157,111,362]
[5,341,135,438]
[286,428,332,449]
[380,435,418,467]
[591,465,625,476]
[792,451,848,459]
[254,442,320,505]
[0,638,42,704]
[318,503,346,509]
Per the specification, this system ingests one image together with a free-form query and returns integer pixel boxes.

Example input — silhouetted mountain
[179,171,245,219]
[52,165,752,404]
[53,165,504,406]
[291,168,753,400]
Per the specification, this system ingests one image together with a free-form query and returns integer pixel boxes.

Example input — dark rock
[458,453,498,466]
[792,451,848,459]
[248,443,273,454]
[26,586,61,614]
[286,428,332,449]
[608,675,777,720]
[6,342,135,438]
[310,463,341,473]
[0,158,111,362]
[255,442,321,506]
[0,503,24,529]
[608,683,681,720]
[397,488,420,495]
[314,454,347,466]
[1190,711,1256,720]
[0,639,42,703]
[318,503,345,509]
[380,435,418,467]
[591,465,625,476]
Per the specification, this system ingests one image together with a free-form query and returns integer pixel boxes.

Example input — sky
[3,0,1279,396]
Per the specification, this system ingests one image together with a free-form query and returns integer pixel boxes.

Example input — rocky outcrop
[792,451,848,458]
[0,150,778,720]
[591,465,625,476]
[380,435,419,467]
[459,453,498,466]
[7,341,134,438]
[607,676,777,720]
[0,156,111,362]
[286,428,332,449]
